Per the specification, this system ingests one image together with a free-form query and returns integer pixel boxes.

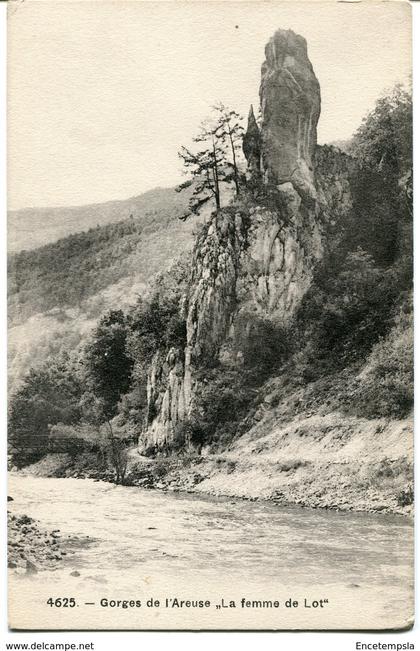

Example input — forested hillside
[9,193,194,323]
[8,187,189,253]
[8,186,199,393]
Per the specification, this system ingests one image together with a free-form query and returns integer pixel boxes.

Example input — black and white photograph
[6,0,414,631]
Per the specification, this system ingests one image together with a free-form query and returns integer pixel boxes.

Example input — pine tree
[177,105,244,221]
[177,119,226,219]
[213,102,244,196]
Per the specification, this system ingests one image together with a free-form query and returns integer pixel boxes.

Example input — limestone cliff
[140,29,352,452]
[259,29,320,204]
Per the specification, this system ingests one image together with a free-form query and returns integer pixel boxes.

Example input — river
[8,475,413,630]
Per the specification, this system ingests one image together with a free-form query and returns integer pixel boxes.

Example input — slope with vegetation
[8,50,413,514]
[8,187,200,394]
[8,187,191,253]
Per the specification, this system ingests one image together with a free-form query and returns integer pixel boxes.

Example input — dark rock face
[259,29,321,204]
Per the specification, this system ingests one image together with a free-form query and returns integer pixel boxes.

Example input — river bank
[7,473,414,630]
[17,408,414,518]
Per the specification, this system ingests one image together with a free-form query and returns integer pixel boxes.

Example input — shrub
[172,421,193,451]
[351,308,413,418]
[233,313,291,382]
[396,486,414,507]
[184,365,258,450]
[293,248,408,380]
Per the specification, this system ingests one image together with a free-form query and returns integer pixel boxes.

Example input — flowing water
[8,475,414,630]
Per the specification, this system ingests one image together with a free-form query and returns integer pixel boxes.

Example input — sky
[8,0,412,210]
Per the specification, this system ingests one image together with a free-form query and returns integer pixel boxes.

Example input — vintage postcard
[7,0,413,631]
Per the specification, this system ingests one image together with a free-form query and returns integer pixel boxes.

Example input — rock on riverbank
[8,511,92,574]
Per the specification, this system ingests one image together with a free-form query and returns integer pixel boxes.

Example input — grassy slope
[189,406,413,515]
[123,378,413,516]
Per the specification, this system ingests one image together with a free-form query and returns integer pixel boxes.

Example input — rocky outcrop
[145,347,188,448]
[259,28,320,204]
[143,213,244,449]
[243,105,261,176]
[140,30,352,452]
